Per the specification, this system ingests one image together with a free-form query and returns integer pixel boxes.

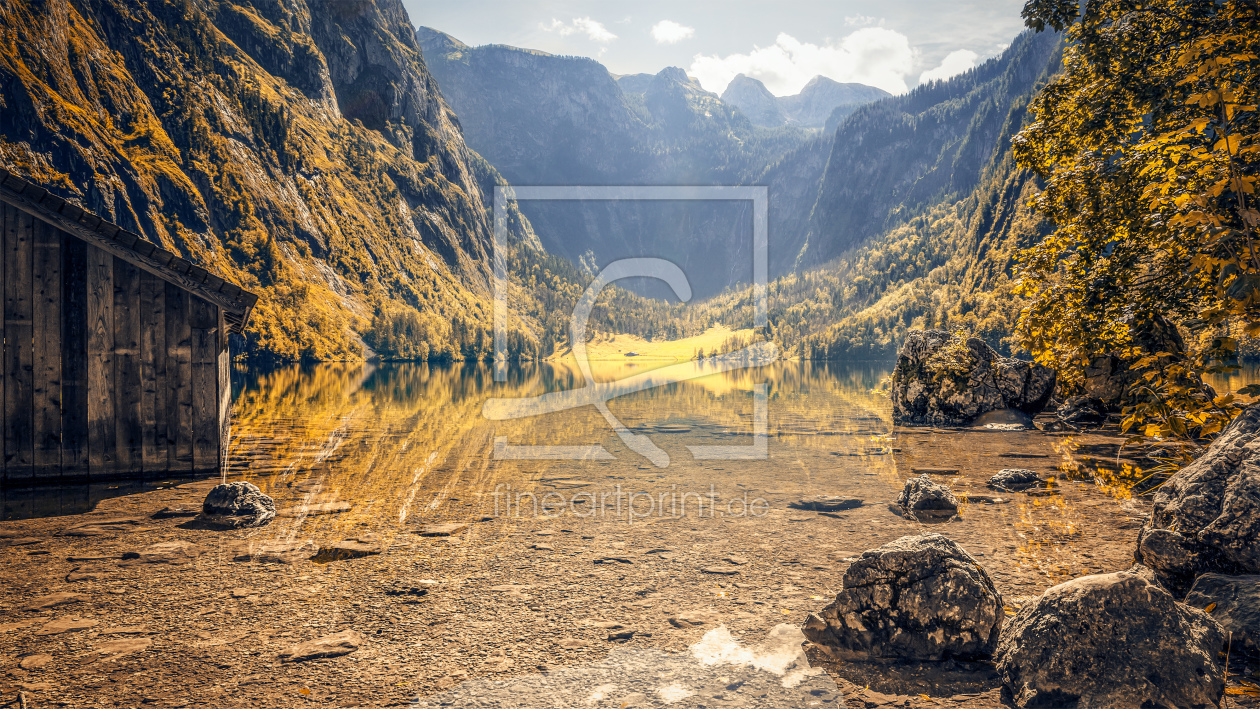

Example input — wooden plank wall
[0,204,229,483]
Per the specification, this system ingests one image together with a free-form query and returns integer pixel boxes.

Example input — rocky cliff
[0,0,522,360]
[416,27,813,299]
[802,30,1061,265]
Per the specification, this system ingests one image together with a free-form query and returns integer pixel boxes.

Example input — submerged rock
[279,629,365,662]
[996,569,1225,709]
[232,539,316,564]
[988,469,1043,492]
[58,517,146,537]
[890,330,1056,426]
[1185,573,1260,655]
[311,535,383,563]
[199,482,275,529]
[1135,406,1260,595]
[120,540,203,566]
[896,475,959,518]
[789,495,863,512]
[803,534,1003,661]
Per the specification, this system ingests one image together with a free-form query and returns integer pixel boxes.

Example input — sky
[401,1,1031,96]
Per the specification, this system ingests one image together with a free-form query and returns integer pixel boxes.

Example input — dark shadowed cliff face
[802,30,1061,265]
[0,0,510,360]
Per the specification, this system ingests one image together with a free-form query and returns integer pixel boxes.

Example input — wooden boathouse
[0,169,258,483]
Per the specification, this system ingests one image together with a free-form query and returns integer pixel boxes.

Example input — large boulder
[1135,406,1260,595]
[896,474,959,518]
[802,534,1003,661]
[996,570,1225,709]
[1083,314,1188,408]
[1185,573,1260,656]
[200,481,276,529]
[890,330,1056,426]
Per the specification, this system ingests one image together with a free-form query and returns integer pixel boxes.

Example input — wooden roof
[0,168,258,333]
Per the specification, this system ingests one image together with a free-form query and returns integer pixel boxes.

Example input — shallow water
[4,358,1253,705]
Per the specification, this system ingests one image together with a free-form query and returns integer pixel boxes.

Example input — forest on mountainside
[0,0,548,362]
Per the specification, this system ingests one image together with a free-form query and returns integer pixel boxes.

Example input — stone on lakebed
[803,533,1003,661]
[996,569,1225,709]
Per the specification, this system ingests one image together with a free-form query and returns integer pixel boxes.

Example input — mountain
[696,30,1064,358]
[416,27,812,299]
[720,74,890,129]
[720,75,786,127]
[802,29,1062,265]
[779,76,890,128]
[614,73,656,95]
[0,0,529,361]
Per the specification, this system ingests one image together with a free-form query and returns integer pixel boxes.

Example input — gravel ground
[1,421,1256,708]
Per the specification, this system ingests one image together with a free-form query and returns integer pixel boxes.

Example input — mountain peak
[720,75,784,127]
[656,66,690,83]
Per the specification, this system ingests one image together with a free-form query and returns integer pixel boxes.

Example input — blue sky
[402,1,1030,96]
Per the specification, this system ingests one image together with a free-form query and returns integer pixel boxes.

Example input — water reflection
[222,360,897,533]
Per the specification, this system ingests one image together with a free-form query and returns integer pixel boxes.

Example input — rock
[593,556,633,565]
[607,629,636,641]
[896,475,959,518]
[724,555,749,565]
[34,617,99,635]
[151,506,198,519]
[383,580,437,600]
[557,637,587,649]
[668,612,713,629]
[996,570,1225,709]
[701,566,740,575]
[531,543,554,551]
[910,467,960,475]
[0,536,43,546]
[988,469,1043,492]
[58,517,146,537]
[65,567,107,582]
[19,654,53,670]
[1135,406,1260,595]
[120,540,203,566]
[198,481,276,529]
[279,629,365,662]
[275,501,352,518]
[802,534,1003,661]
[232,539,316,564]
[311,536,382,563]
[91,637,152,661]
[789,495,863,512]
[890,330,1056,426]
[418,522,468,537]
[1185,573,1260,655]
[1056,395,1108,426]
[22,592,84,611]
[1082,314,1191,408]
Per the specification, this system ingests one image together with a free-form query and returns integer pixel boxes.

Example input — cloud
[844,15,881,27]
[540,17,617,44]
[918,49,979,84]
[689,29,915,96]
[651,20,695,44]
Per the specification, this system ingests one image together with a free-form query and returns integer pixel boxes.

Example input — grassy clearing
[550,325,757,365]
